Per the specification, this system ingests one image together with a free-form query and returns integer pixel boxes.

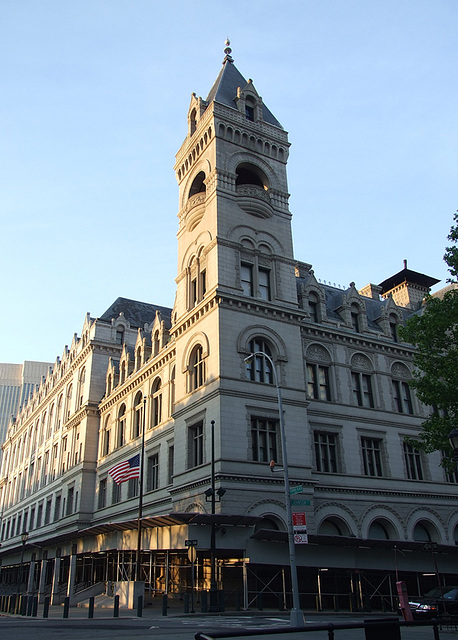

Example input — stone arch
[391,361,412,379]
[406,508,446,543]
[181,331,210,375]
[315,502,358,537]
[180,159,212,210]
[350,352,374,372]
[306,343,332,364]
[245,498,287,530]
[225,151,281,192]
[237,325,288,362]
[360,505,403,540]
[228,225,285,256]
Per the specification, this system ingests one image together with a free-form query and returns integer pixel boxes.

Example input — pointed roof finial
[223,38,233,64]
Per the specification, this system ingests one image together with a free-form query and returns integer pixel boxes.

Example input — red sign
[292,512,306,526]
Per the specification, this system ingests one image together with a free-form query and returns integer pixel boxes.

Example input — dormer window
[190,108,197,136]
[245,96,255,121]
[350,305,361,333]
[389,314,398,342]
[309,293,319,323]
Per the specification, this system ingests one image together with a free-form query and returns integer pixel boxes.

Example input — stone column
[27,560,36,595]
[38,559,48,604]
[67,554,77,605]
[51,557,61,605]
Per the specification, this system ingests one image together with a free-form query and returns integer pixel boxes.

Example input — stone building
[0,361,53,448]
[0,46,456,612]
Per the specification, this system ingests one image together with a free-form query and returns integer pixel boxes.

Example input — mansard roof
[205,59,283,129]
[99,297,172,329]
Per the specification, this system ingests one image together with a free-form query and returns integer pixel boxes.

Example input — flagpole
[136,395,146,581]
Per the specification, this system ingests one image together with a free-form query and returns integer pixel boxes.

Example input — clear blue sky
[1,0,456,364]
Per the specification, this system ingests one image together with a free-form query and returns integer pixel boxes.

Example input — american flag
[108,453,140,485]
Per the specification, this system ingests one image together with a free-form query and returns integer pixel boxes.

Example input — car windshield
[424,587,458,599]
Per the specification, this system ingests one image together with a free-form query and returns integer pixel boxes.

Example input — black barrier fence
[195,618,441,640]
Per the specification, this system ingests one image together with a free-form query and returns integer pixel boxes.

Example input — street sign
[289,485,303,496]
[185,539,198,547]
[291,499,310,506]
[294,533,308,544]
[292,512,306,526]
[188,546,197,563]
[292,511,308,544]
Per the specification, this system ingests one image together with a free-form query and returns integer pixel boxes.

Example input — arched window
[190,108,197,136]
[413,522,433,542]
[117,404,126,448]
[133,392,144,439]
[153,330,160,357]
[116,327,124,345]
[47,404,54,439]
[77,367,86,409]
[65,384,73,420]
[102,416,111,457]
[246,339,273,384]
[56,394,63,430]
[170,366,175,414]
[235,163,267,189]
[120,361,126,385]
[135,347,142,371]
[189,171,206,198]
[189,345,205,391]
[368,520,390,540]
[152,378,162,427]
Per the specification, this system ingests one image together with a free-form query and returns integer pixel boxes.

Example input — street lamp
[204,419,226,612]
[245,352,305,627]
[17,530,29,594]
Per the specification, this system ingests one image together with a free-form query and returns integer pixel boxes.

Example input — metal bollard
[113,594,119,617]
[43,596,50,618]
[161,593,168,616]
[137,594,143,617]
[63,596,70,618]
[88,596,94,618]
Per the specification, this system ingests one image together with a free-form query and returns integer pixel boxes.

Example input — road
[0,610,448,640]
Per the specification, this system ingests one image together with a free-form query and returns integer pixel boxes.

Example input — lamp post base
[290,608,305,627]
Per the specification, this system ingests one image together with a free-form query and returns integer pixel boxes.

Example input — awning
[79,512,263,537]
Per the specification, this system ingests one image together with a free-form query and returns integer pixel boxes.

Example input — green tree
[400,213,458,468]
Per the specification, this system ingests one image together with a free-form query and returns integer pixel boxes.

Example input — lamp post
[245,352,304,627]
[17,530,29,594]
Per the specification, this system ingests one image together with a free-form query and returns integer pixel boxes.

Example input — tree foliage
[400,213,458,467]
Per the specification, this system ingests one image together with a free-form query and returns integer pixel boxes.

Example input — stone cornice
[314,483,458,503]
[99,346,176,412]
[301,325,416,358]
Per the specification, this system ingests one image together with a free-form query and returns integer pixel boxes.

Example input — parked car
[407,586,458,618]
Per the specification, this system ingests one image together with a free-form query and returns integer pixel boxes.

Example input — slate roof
[99,297,172,329]
[205,59,283,129]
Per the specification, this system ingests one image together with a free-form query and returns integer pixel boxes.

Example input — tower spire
[223,38,233,64]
